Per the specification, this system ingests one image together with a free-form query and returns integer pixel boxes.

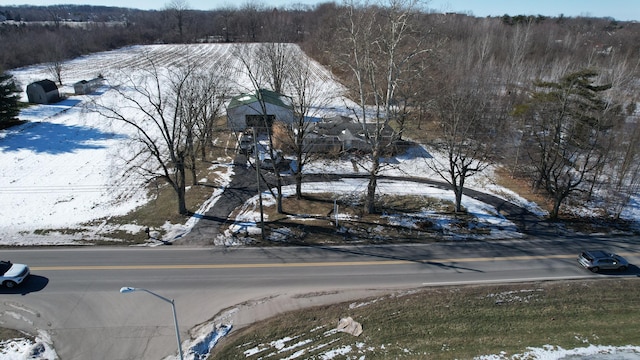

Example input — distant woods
[2,4,638,72]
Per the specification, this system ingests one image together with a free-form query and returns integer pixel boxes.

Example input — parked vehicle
[260,156,282,170]
[238,133,254,153]
[0,261,30,288]
[259,150,282,170]
[577,250,629,272]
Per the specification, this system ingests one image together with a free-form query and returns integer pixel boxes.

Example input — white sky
[2,0,639,21]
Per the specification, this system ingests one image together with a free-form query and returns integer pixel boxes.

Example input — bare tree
[239,1,265,42]
[337,0,426,214]
[424,34,499,213]
[232,44,287,215]
[283,51,337,199]
[165,0,190,43]
[47,61,64,87]
[214,7,237,43]
[179,67,230,184]
[90,52,203,215]
[594,54,640,217]
[45,35,68,86]
[492,21,534,177]
[256,43,293,94]
[607,119,640,218]
[427,87,495,213]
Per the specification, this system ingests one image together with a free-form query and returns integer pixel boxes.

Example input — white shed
[26,79,59,104]
[73,77,105,95]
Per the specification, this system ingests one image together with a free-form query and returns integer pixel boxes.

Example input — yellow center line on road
[31,261,407,271]
[29,253,587,271]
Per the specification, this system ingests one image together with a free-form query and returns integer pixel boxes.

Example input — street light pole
[119,286,184,360]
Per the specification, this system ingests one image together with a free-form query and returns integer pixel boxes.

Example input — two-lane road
[1,237,638,359]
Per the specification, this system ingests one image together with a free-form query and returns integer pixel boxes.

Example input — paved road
[2,239,639,360]
[3,154,634,359]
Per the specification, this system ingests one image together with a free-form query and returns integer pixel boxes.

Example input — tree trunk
[277,181,283,214]
[295,151,303,200]
[365,169,378,214]
[454,187,464,213]
[177,188,187,215]
[176,156,188,215]
[363,143,382,214]
[549,199,561,220]
[188,137,197,186]
[549,188,570,220]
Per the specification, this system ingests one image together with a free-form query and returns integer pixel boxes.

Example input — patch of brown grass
[209,278,640,360]
[87,125,237,243]
[494,167,553,212]
[399,116,441,144]
[248,192,470,245]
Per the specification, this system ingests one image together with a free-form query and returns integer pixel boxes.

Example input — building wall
[26,84,47,104]
[227,101,295,132]
[73,78,104,95]
[26,80,59,104]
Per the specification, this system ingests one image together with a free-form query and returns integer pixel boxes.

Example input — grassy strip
[81,121,236,244]
[209,278,640,359]
[0,328,29,342]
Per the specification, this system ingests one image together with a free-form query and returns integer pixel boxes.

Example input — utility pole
[253,126,265,240]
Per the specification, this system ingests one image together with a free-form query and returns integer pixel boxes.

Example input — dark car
[238,133,254,153]
[577,250,629,273]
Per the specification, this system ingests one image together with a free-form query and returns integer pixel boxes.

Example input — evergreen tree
[517,69,618,219]
[0,72,21,123]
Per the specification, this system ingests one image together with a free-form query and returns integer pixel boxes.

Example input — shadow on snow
[0,121,126,154]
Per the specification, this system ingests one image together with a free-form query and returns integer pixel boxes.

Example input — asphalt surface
[6,240,640,360]
[4,156,637,359]
[177,153,257,245]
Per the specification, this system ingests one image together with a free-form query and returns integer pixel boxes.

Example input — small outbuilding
[26,79,60,104]
[73,77,104,95]
[226,89,295,133]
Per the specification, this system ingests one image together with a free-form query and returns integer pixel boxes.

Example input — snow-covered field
[2,43,349,245]
[0,43,530,246]
[2,43,639,359]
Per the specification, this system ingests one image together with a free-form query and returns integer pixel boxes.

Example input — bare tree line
[311,2,640,219]
[3,2,640,219]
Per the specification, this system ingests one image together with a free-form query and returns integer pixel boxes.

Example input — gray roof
[227,89,292,110]
[30,79,58,92]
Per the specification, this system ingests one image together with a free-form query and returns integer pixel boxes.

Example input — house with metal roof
[226,89,295,133]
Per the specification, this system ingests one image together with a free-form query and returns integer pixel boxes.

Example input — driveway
[177,153,550,245]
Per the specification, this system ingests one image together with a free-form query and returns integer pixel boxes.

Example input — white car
[259,151,283,170]
[0,261,30,288]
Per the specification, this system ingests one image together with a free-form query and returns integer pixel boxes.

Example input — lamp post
[119,286,184,360]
